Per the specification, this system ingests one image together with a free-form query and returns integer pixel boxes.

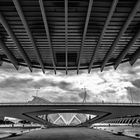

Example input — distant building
[27,96,51,104]
[29,96,95,126]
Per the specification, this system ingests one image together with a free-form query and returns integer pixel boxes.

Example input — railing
[0,102,140,105]
[0,124,41,128]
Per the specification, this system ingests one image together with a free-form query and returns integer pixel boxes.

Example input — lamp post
[79,82,87,103]
[35,87,40,97]
[129,88,133,103]
[83,87,87,103]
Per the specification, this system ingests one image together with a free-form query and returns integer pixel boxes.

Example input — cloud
[0,77,33,89]
[57,81,73,91]
[53,96,68,102]
[131,79,140,88]
[78,91,90,100]
[0,74,73,91]
[127,69,138,76]
[0,89,31,102]
[125,87,140,103]
[31,79,73,91]
[99,90,119,102]
[0,59,140,103]
[101,89,116,97]
[70,96,79,102]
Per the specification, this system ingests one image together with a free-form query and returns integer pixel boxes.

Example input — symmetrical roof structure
[0,0,140,73]
[28,96,95,126]
[48,113,84,126]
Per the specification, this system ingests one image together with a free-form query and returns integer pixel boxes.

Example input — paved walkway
[4,127,137,140]
[94,126,140,138]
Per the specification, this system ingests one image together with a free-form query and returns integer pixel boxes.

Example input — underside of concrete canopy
[0,0,140,73]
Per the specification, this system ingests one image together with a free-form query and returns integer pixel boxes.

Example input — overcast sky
[0,60,140,103]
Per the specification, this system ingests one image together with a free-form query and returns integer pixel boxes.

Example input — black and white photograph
[0,0,140,139]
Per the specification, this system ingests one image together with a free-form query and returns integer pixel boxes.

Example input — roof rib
[39,0,56,74]
[77,0,93,74]
[0,12,32,72]
[130,51,140,66]
[65,0,68,74]
[13,0,45,73]
[0,0,140,73]
[0,38,19,69]
[114,27,140,69]
[130,42,140,66]
[0,55,3,66]
[101,0,140,72]
[88,0,118,73]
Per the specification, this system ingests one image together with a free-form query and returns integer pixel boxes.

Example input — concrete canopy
[0,0,140,74]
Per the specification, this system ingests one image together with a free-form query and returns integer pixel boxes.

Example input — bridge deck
[0,103,140,106]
